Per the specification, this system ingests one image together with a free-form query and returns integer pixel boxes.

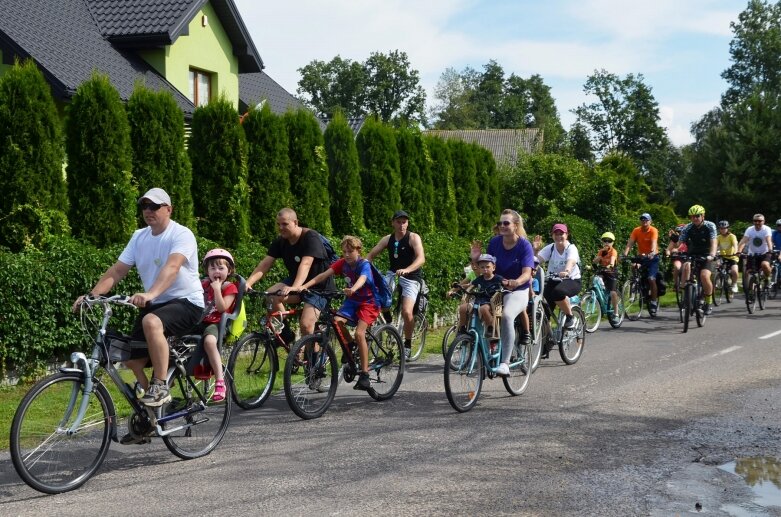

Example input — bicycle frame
[459,292,525,376]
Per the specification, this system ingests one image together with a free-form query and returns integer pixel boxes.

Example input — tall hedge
[425,136,458,235]
[189,97,249,248]
[283,108,331,234]
[126,83,194,229]
[474,145,501,230]
[448,139,479,238]
[324,111,364,235]
[356,117,401,232]
[66,72,136,246]
[242,103,292,244]
[396,126,434,233]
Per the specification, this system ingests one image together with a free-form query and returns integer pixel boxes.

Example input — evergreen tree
[324,111,364,235]
[283,108,331,234]
[189,96,249,248]
[127,83,194,229]
[448,139,479,237]
[356,117,401,232]
[396,126,433,232]
[242,103,292,244]
[66,72,136,246]
[424,136,458,235]
[473,145,500,229]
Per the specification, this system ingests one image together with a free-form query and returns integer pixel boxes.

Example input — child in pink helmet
[197,248,238,402]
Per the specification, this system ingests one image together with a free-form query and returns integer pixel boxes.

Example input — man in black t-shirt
[366,210,426,353]
[247,208,335,336]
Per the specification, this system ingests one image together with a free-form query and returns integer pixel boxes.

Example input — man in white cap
[73,188,204,411]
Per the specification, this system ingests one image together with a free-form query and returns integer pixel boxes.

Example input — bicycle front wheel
[284,334,338,419]
[530,302,545,372]
[227,333,277,410]
[367,324,404,401]
[581,291,602,333]
[444,335,483,412]
[162,366,232,460]
[622,280,643,321]
[559,306,586,365]
[758,278,767,310]
[713,272,724,306]
[746,276,757,314]
[695,285,705,328]
[503,335,532,396]
[10,372,113,494]
[406,311,428,362]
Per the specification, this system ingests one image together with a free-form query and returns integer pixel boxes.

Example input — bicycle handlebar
[81,294,137,308]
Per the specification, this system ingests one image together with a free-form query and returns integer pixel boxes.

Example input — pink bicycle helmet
[203,248,235,268]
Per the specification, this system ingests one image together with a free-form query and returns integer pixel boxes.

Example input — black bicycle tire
[10,372,113,494]
[442,324,456,358]
[502,333,532,396]
[682,284,691,333]
[366,324,404,401]
[559,305,585,364]
[283,334,339,419]
[746,275,756,314]
[713,272,723,307]
[162,366,232,459]
[695,284,705,327]
[406,311,428,362]
[622,279,643,321]
[227,333,277,410]
[444,334,483,412]
[581,291,601,333]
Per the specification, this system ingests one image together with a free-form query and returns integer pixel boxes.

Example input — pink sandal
[212,379,226,402]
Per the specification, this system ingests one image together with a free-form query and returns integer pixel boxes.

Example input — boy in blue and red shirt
[300,235,380,391]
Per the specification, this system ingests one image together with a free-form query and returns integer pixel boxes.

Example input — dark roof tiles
[423,129,543,165]
[85,0,196,38]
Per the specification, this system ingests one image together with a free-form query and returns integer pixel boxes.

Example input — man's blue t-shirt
[772,229,781,251]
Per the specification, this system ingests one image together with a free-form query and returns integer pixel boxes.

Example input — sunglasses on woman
[496,220,512,227]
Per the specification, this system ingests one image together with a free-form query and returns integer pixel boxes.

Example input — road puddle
[719,456,781,514]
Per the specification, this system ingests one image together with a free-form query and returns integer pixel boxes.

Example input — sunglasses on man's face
[139,201,165,211]
[496,220,512,227]
[754,220,765,223]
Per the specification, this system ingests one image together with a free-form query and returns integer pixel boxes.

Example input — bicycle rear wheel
[366,324,404,401]
[746,276,757,314]
[675,278,684,322]
[444,335,483,412]
[559,306,585,365]
[725,275,734,302]
[162,366,232,459]
[284,334,339,419]
[227,333,276,410]
[406,311,428,362]
[682,284,692,333]
[713,272,724,306]
[581,291,601,333]
[622,279,643,321]
[503,335,532,396]
[10,372,113,494]
[441,324,457,359]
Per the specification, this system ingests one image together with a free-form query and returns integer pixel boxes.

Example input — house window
[189,69,211,107]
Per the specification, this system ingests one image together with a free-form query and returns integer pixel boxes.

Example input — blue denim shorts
[282,277,328,311]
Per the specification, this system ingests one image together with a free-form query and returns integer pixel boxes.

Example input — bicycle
[226,290,300,410]
[441,287,471,359]
[621,255,657,320]
[581,266,625,332]
[443,287,532,413]
[380,273,428,362]
[10,295,233,494]
[529,274,586,370]
[679,255,708,333]
[283,290,404,419]
[741,253,770,314]
[712,257,734,306]
[768,252,780,300]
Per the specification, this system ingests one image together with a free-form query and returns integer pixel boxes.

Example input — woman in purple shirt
[486,209,535,376]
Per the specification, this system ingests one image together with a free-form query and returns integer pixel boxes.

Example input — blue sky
[234,0,746,146]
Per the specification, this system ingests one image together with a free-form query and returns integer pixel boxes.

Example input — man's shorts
[282,277,328,311]
[337,299,380,325]
[383,272,421,301]
[746,253,772,272]
[643,255,660,280]
[128,298,203,359]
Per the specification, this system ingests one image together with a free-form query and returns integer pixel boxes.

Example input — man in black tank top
[367,210,426,352]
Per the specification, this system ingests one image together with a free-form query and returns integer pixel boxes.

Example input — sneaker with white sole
[496,362,510,376]
[731,284,738,293]
[139,378,171,407]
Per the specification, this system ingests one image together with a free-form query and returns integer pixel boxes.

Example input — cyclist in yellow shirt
[716,220,739,293]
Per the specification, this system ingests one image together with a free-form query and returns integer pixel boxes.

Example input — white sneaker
[496,362,510,376]
[731,284,738,293]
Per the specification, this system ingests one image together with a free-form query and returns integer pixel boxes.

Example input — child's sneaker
[212,379,226,402]
[140,378,171,407]
[354,372,371,391]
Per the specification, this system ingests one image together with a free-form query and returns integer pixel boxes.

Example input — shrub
[190,96,250,248]
[396,126,433,232]
[0,59,68,219]
[0,205,70,252]
[325,111,364,235]
[66,72,136,247]
[356,117,401,232]
[448,140,479,238]
[243,103,293,244]
[424,136,458,235]
[127,83,194,229]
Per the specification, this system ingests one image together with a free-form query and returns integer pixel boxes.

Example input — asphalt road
[2,295,781,516]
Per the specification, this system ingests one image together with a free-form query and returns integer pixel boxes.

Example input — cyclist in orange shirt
[623,212,660,315]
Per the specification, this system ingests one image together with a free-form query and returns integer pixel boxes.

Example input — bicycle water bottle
[532,277,540,294]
